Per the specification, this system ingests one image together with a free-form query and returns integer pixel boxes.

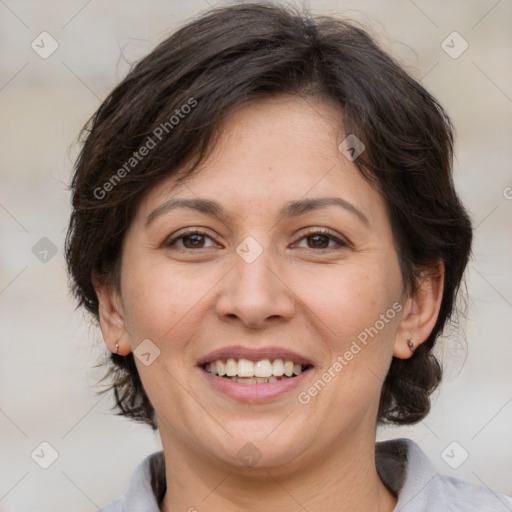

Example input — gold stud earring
[115,343,119,354]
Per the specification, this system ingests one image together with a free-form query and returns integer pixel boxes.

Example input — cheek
[120,254,233,351]
[292,260,399,342]
[291,258,402,406]
[120,256,194,342]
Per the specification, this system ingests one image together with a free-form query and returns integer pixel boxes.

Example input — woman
[65,3,512,511]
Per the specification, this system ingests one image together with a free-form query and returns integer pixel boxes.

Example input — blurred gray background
[1,0,511,510]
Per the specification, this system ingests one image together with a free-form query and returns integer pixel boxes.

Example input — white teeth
[231,376,285,384]
[272,359,284,376]
[225,358,237,376]
[254,359,273,378]
[204,358,310,379]
[237,358,255,377]
[238,377,256,384]
[216,360,226,376]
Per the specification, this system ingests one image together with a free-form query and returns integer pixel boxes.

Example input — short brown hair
[65,2,472,428]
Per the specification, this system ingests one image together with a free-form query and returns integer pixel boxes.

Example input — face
[98,95,428,474]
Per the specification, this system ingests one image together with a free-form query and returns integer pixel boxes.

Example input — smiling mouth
[202,358,313,384]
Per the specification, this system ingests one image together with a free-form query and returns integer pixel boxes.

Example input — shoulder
[376,438,512,511]
[99,496,123,512]
[98,451,166,512]
[435,473,512,511]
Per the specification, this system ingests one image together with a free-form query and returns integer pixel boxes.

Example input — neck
[159,432,397,512]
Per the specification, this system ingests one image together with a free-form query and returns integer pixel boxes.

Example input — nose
[215,250,296,329]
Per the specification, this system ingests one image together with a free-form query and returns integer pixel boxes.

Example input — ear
[393,260,445,359]
[92,270,132,356]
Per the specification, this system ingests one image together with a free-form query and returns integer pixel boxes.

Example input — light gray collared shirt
[99,438,512,511]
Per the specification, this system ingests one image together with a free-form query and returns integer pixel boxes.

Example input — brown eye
[306,234,330,249]
[181,233,207,248]
[165,230,217,249]
[295,229,349,251]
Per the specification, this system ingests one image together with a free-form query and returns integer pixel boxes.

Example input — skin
[94,94,444,512]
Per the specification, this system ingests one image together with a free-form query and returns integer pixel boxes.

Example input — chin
[200,428,311,473]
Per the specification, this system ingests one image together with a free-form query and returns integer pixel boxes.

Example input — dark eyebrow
[145,198,227,226]
[145,196,369,227]
[280,197,369,225]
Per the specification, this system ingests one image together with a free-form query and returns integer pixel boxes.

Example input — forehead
[136,95,383,223]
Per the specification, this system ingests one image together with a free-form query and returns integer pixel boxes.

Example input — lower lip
[199,367,313,403]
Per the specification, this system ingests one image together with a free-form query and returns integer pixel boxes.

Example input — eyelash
[164,228,350,252]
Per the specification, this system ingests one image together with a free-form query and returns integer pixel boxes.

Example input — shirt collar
[118,438,438,511]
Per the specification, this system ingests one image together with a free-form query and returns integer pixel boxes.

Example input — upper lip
[197,346,314,367]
